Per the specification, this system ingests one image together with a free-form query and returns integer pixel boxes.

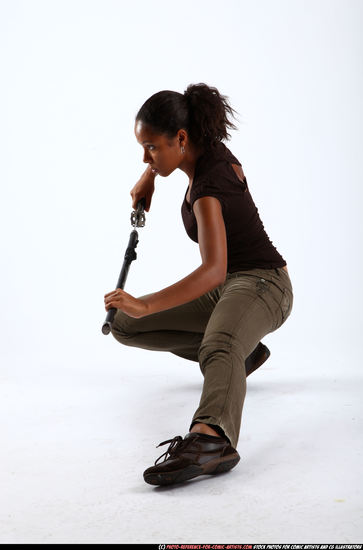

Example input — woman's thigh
[110,286,223,351]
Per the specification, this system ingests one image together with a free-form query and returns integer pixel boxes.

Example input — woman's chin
[160,168,176,177]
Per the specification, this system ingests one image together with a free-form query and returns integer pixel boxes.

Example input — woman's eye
[147,145,155,151]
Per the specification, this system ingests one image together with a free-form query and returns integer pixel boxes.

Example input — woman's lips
[151,167,158,174]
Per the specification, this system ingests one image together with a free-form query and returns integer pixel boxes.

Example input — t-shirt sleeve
[189,177,226,214]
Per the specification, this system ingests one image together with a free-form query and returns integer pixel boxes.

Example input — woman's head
[134,83,238,176]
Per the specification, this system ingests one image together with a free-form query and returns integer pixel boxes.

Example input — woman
[104,83,293,486]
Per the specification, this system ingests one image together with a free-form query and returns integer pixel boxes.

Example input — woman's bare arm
[104,196,227,318]
[140,196,227,316]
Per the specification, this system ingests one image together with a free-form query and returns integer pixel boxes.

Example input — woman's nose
[143,149,152,163]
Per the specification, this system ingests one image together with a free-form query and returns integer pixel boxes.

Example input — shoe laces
[154,435,188,465]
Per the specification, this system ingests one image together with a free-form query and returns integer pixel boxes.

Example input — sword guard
[131,200,146,228]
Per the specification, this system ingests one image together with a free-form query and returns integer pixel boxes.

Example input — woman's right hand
[130,165,156,212]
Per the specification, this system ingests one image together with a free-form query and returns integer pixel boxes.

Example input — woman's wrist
[139,297,152,317]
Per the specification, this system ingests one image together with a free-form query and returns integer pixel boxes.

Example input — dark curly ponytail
[183,83,238,148]
[135,83,238,149]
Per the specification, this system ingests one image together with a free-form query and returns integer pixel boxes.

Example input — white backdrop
[1,0,362,544]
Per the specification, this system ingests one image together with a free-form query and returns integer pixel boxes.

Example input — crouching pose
[104,83,293,486]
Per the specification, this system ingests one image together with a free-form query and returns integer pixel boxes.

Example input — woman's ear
[177,128,188,147]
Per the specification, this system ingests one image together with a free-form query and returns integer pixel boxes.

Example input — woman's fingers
[103,289,146,318]
[104,290,117,298]
[130,168,155,211]
[104,290,122,306]
[145,194,152,211]
[104,290,121,311]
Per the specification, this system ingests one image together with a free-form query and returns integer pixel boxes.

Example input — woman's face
[134,120,186,177]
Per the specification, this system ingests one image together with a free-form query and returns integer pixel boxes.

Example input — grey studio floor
[1,337,362,545]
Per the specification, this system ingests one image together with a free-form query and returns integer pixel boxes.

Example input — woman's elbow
[205,263,227,287]
[216,270,227,286]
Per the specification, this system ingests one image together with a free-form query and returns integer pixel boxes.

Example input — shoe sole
[144,452,240,486]
[246,345,271,377]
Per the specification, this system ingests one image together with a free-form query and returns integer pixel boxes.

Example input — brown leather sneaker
[143,432,240,486]
[245,342,270,377]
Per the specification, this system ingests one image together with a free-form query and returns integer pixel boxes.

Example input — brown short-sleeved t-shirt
[181,141,287,272]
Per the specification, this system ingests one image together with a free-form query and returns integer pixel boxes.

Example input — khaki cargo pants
[111,266,293,449]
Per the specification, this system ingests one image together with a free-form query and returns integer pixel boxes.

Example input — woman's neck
[178,143,204,181]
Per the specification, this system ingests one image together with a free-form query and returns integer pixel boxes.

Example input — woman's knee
[198,334,254,374]
[110,309,137,343]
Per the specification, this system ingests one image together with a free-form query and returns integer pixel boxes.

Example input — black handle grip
[102,199,146,335]
[102,230,139,335]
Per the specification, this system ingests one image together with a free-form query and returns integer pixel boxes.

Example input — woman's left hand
[104,289,149,319]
